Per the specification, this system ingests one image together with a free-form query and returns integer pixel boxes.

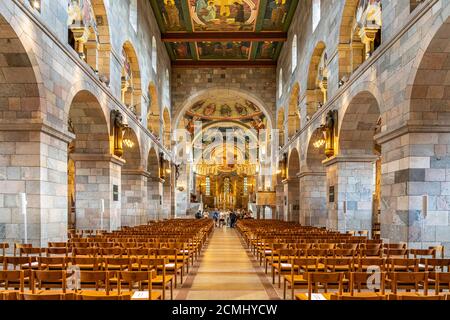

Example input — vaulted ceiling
[149,0,299,66]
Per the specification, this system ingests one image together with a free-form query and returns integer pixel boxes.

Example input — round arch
[162,107,171,150]
[306,41,327,118]
[287,148,300,179]
[174,88,275,131]
[408,15,450,126]
[147,147,160,178]
[147,82,160,134]
[68,90,110,154]
[121,41,142,118]
[338,90,381,155]
[122,126,143,170]
[288,83,301,138]
[277,107,286,147]
[0,12,43,120]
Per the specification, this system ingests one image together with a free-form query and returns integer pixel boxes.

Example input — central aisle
[176,227,280,300]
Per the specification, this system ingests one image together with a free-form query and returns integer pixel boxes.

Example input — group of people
[195,208,253,228]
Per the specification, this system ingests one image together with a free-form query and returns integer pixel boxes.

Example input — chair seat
[284,275,307,284]
[152,275,174,285]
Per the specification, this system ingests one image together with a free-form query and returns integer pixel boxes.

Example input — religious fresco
[149,0,299,61]
[196,41,251,60]
[261,0,297,31]
[189,0,259,32]
[185,95,263,121]
[255,41,278,60]
[157,0,187,31]
[171,42,193,59]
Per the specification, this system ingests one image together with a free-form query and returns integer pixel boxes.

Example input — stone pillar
[121,170,148,227]
[284,177,300,222]
[299,172,327,227]
[275,182,284,220]
[71,153,124,231]
[147,177,162,221]
[378,130,450,256]
[0,126,73,247]
[324,155,377,234]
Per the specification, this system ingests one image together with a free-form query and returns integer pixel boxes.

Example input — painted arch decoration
[150,0,299,62]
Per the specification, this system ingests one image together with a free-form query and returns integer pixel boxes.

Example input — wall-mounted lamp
[122,127,135,149]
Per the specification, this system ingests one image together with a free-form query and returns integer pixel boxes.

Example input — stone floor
[175,227,281,300]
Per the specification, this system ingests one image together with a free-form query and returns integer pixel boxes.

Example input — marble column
[299,171,327,227]
[71,153,125,231]
[324,155,378,235]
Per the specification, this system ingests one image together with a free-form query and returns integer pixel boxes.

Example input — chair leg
[170,280,173,300]
[283,279,286,300]
[272,268,275,284]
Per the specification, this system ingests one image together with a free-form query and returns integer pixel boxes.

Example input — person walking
[213,209,219,227]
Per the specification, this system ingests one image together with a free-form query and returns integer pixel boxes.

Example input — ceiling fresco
[150,0,299,62]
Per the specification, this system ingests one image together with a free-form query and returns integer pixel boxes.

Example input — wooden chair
[425,258,450,273]
[389,272,429,296]
[433,272,450,294]
[46,247,69,258]
[31,270,68,293]
[37,257,68,270]
[13,243,32,257]
[341,272,387,299]
[354,257,386,272]
[272,249,299,288]
[77,292,131,300]
[138,258,173,300]
[156,248,183,288]
[295,272,345,301]
[387,258,418,272]
[283,258,318,300]
[116,270,161,300]
[20,293,76,300]
[0,243,9,257]
[389,294,445,300]
[69,257,101,271]
[0,270,25,299]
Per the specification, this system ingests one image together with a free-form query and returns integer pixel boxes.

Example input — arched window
[312,0,321,32]
[129,0,138,33]
[164,68,170,103]
[278,69,283,99]
[291,35,298,73]
[152,36,157,73]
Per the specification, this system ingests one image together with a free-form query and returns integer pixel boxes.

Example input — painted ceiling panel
[150,0,299,62]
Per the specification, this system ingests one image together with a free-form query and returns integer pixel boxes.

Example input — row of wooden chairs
[0,270,162,300]
[288,271,450,301]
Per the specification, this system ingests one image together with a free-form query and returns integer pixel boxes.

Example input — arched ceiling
[149,0,300,66]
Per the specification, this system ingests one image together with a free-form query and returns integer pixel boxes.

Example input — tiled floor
[176,227,280,300]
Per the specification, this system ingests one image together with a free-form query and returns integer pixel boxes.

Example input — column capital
[322,154,379,167]
[70,153,126,166]
[297,171,326,179]
[374,123,450,145]
[121,169,150,177]
[0,121,75,143]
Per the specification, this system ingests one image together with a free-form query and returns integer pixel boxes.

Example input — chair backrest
[0,243,9,257]
[38,257,68,270]
[100,248,124,257]
[72,247,98,257]
[117,270,156,298]
[0,270,25,291]
[388,258,418,272]
[20,293,74,301]
[78,271,111,292]
[127,248,150,258]
[390,272,429,295]
[333,294,386,300]
[292,258,319,276]
[105,257,131,271]
[324,258,353,272]
[14,244,32,256]
[385,248,409,259]
[425,259,450,272]
[434,272,450,293]
[19,247,44,257]
[5,256,33,270]
[350,272,386,295]
[333,249,356,258]
[391,294,444,301]
[48,242,68,248]
[70,257,101,271]
[77,293,131,300]
[306,249,329,258]
[307,272,344,299]
[31,270,67,294]
[410,249,436,259]
[46,247,69,257]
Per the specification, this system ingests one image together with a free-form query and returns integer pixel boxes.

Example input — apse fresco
[185,95,263,121]
[197,41,251,60]
[171,42,193,59]
[189,0,259,32]
[255,41,278,60]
